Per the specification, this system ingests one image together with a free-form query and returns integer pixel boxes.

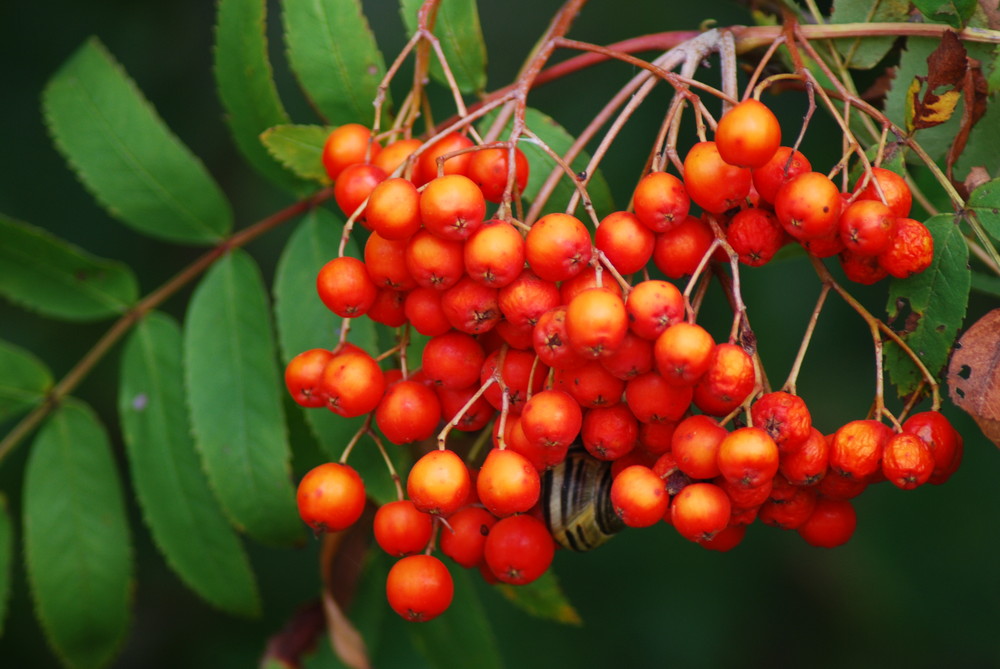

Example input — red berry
[386,554,454,622]
[296,462,366,533]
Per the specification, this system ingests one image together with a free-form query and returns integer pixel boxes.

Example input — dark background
[2,0,999,666]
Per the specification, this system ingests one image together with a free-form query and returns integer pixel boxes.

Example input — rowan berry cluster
[284,97,958,624]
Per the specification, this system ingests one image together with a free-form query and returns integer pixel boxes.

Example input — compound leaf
[272,210,401,505]
[261,125,332,185]
[24,400,132,669]
[282,0,387,126]
[0,215,138,321]
[43,38,231,245]
[885,213,970,396]
[400,0,487,94]
[120,311,260,616]
[185,249,303,546]
[831,0,911,69]
[0,338,53,423]
[215,0,307,194]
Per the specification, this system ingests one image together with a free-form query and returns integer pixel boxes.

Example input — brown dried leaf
[319,505,375,669]
[947,57,990,186]
[907,31,968,132]
[947,308,1000,447]
[979,0,1000,29]
[261,601,325,669]
[964,166,992,193]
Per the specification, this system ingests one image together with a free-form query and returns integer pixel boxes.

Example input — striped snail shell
[541,448,625,551]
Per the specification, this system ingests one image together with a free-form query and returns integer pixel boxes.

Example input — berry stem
[339,415,373,465]
[366,428,405,501]
[436,376,496,451]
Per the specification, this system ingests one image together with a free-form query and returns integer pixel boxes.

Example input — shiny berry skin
[419,174,486,241]
[316,256,378,317]
[319,347,386,418]
[716,426,779,489]
[480,348,549,414]
[483,514,555,585]
[373,500,434,556]
[626,280,685,341]
[333,162,386,226]
[779,427,829,486]
[774,172,843,241]
[683,141,751,214]
[406,449,472,516]
[555,361,626,409]
[467,146,529,203]
[477,448,541,517]
[854,166,912,218]
[596,210,655,274]
[421,331,485,390]
[715,98,781,168]
[524,213,593,282]
[439,505,498,568]
[625,371,693,423]
[611,465,669,528]
[877,217,934,279]
[321,123,380,181]
[838,199,896,255]
[464,219,526,288]
[654,322,715,386]
[519,389,583,451]
[671,414,727,480]
[671,482,731,542]
[902,410,962,484]
[375,380,442,445]
[373,137,422,176]
[386,554,454,622]
[566,288,628,359]
[581,404,639,461]
[285,348,334,408]
[296,462,366,533]
[440,277,501,334]
[366,177,422,240]
[797,497,857,548]
[414,131,474,186]
[632,171,691,232]
[652,215,715,279]
[751,146,811,204]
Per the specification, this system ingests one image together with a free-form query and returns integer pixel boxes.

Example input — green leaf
[185,249,303,546]
[282,0,388,126]
[483,107,615,218]
[261,125,333,185]
[911,0,977,27]
[400,0,487,94]
[966,178,1000,243]
[120,311,260,616]
[24,400,132,669]
[43,38,232,245]
[885,213,970,396]
[271,210,402,505]
[0,339,53,422]
[0,495,12,637]
[971,270,1000,298]
[0,214,139,321]
[408,567,504,669]
[215,0,308,194]
[495,570,582,625]
[830,0,911,69]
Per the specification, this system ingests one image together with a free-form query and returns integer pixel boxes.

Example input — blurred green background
[2,0,999,667]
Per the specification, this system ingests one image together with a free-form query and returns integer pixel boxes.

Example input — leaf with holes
[43,38,231,245]
[24,400,133,669]
[885,213,970,396]
[120,311,260,616]
[0,215,138,321]
[948,308,1000,447]
[185,249,303,546]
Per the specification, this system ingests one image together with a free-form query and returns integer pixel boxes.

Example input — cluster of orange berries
[285,99,951,623]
